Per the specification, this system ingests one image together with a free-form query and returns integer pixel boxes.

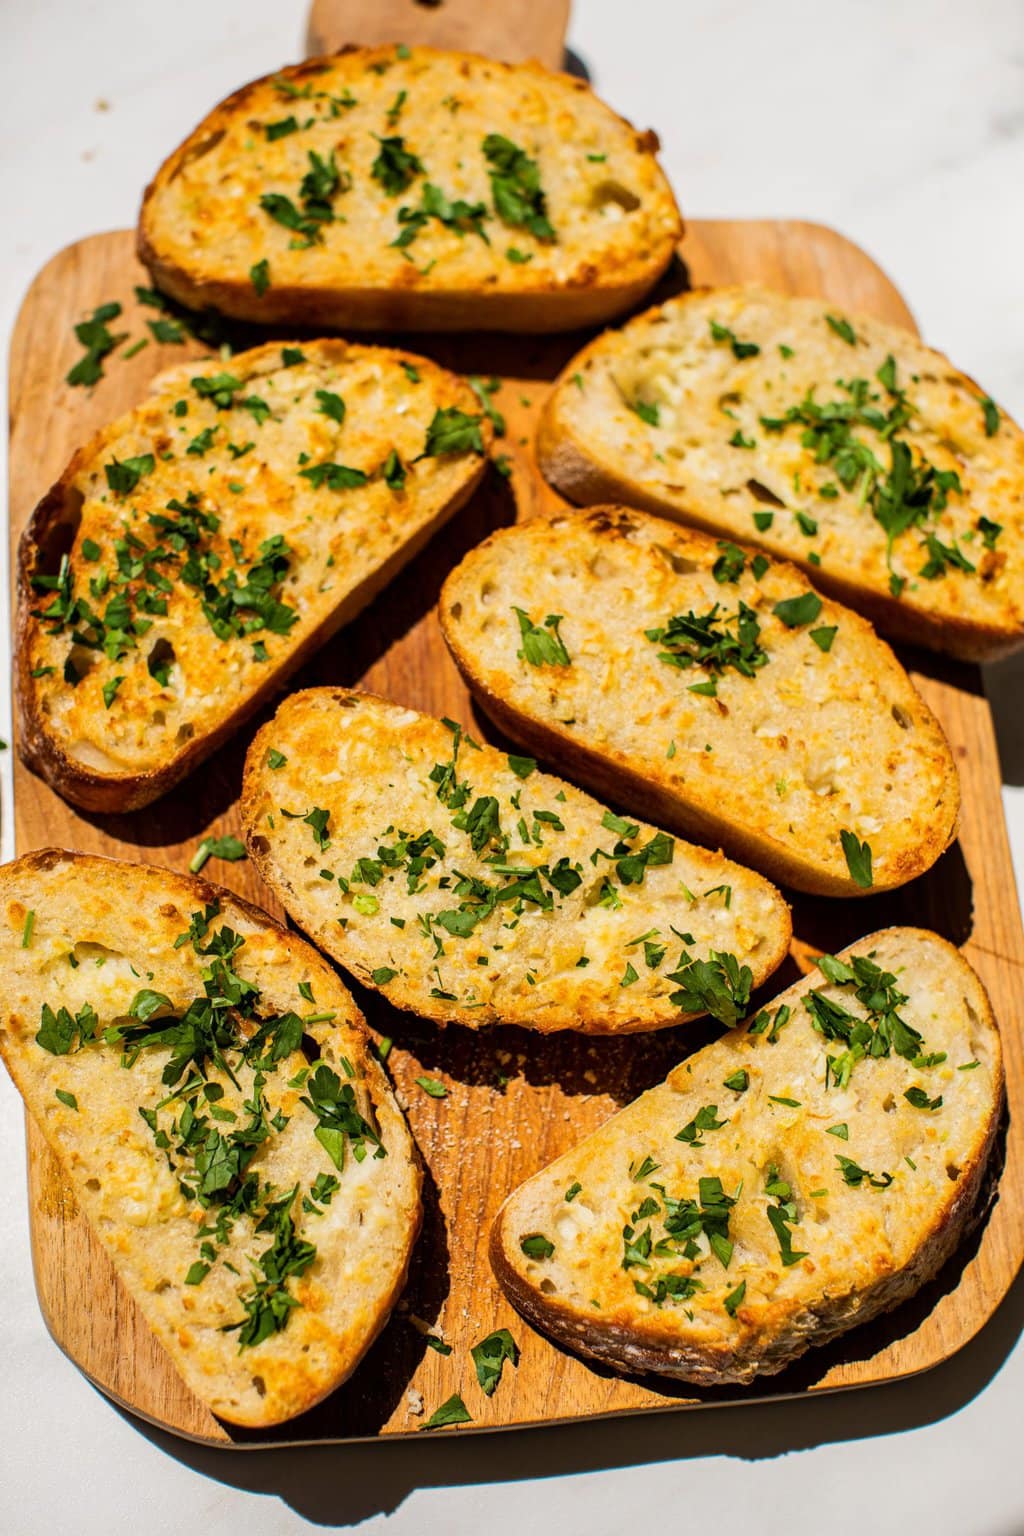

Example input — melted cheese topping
[442,509,959,889]
[551,288,1024,640]
[143,48,681,298]
[244,689,790,1033]
[25,341,484,776]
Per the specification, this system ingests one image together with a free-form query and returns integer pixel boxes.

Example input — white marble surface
[1,2,1023,1532]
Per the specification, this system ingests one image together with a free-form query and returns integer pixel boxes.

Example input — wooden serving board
[307,0,572,69]
[9,217,1024,1447]
[7,0,1024,1450]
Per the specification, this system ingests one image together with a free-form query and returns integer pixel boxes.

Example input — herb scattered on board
[471,1328,520,1395]
[189,836,247,874]
[420,1393,473,1430]
[67,302,128,387]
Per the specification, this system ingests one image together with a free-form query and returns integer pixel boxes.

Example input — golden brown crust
[537,288,1024,661]
[439,508,960,897]
[0,850,423,1426]
[490,927,1003,1384]
[137,47,683,333]
[16,339,488,812]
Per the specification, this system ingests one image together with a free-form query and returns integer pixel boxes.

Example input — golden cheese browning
[17,339,488,810]
[240,687,792,1034]
[138,47,682,332]
[440,507,960,896]
[0,851,421,1427]
[492,928,1003,1384]
[538,287,1024,658]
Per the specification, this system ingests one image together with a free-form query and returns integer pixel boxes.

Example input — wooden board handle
[306,0,572,69]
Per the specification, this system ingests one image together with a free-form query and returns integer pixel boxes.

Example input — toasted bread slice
[138,47,682,333]
[492,928,1002,1385]
[17,339,488,812]
[240,688,791,1034]
[439,507,959,897]
[0,849,421,1427]
[537,287,1024,660]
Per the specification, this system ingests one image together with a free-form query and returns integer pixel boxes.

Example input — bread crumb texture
[539,287,1024,658]
[241,687,792,1034]
[0,851,421,1426]
[493,928,1002,1384]
[139,47,682,330]
[440,507,959,895]
[19,339,486,804]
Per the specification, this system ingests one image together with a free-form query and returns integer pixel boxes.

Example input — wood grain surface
[306,0,573,69]
[9,217,1023,1447]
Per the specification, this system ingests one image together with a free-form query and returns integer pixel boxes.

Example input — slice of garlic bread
[17,339,488,812]
[138,47,682,333]
[537,287,1024,659]
[439,507,959,897]
[240,688,791,1034]
[492,928,1002,1385]
[0,850,421,1427]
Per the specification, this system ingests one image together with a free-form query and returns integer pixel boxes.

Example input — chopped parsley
[772,592,823,628]
[104,454,155,495]
[371,134,424,195]
[904,1085,943,1111]
[647,602,767,686]
[222,1191,317,1350]
[724,1280,746,1317]
[839,830,873,889]
[807,951,925,1087]
[483,133,555,240]
[836,1155,893,1189]
[667,949,752,1026]
[420,407,485,456]
[392,181,489,250]
[710,320,760,359]
[471,1328,520,1395]
[514,608,571,667]
[468,375,506,436]
[825,313,857,345]
[764,1167,808,1266]
[188,835,247,874]
[676,1104,728,1147]
[421,1393,472,1430]
[67,301,127,387]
